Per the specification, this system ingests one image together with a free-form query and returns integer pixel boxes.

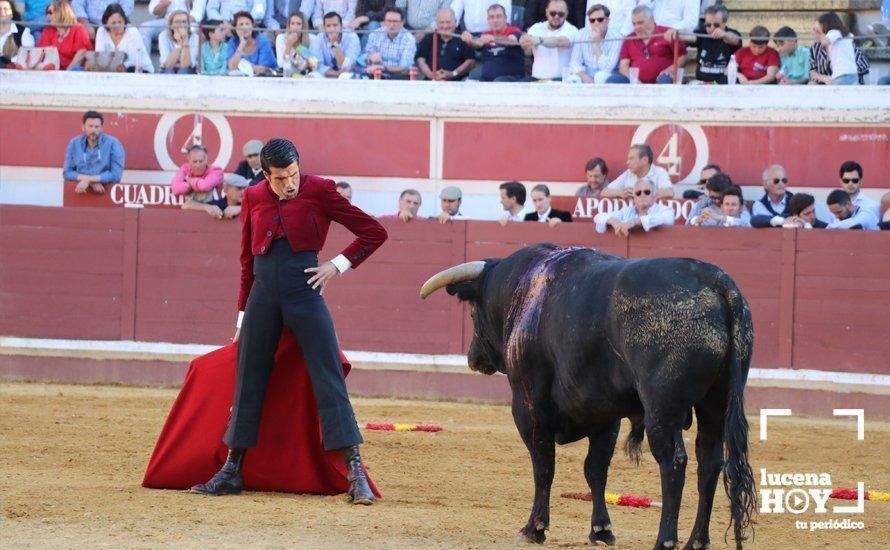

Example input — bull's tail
[719,278,757,549]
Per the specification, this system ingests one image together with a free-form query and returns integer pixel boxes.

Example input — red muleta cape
[142,331,380,498]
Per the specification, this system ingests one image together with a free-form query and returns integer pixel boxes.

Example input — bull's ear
[446,280,480,302]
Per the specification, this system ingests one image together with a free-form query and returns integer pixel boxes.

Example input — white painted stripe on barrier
[2,336,889,393]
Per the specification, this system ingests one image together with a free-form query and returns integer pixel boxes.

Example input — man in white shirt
[838,160,881,222]
[206,0,265,23]
[595,178,675,234]
[520,0,577,80]
[498,181,527,225]
[650,0,698,33]
[602,143,674,199]
[452,0,511,34]
[595,0,640,36]
[826,190,879,231]
[571,3,622,83]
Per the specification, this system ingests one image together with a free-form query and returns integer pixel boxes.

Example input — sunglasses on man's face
[589,16,606,23]
[842,178,860,184]
[549,11,566,17]
[772,178,788,184]
[635,189,652,197]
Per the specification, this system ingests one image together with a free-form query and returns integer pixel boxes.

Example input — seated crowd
[65,109,890,232]
[3,0,885,84]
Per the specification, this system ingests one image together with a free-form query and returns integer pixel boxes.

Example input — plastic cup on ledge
[629,67,640,84]
[674,67,684,85]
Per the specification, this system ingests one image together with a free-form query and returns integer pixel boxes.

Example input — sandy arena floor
[0,381,887,548]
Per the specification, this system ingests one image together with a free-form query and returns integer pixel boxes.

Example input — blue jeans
[606,72,674,84]
[163,67,197,74]
[831,73,858,85]
[879,76,890,85]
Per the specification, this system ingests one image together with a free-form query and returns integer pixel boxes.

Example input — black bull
[420,244,757,550]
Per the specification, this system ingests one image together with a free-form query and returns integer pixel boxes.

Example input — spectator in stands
[171,144,225,202]
[36,1,93,70]
[597,0,636,36]
[234,139,264,185]
[651,0,698,34]
[452,0,510,34]
[262,0,294,30]
[569,3,622,84]
[826,190,879,230]
[312,0,357,29]
[809,33,869,85]
[350,0,393,46]
[811,11,858,85]
[837,160,880,222]
[72,0,133,41]
[666,3,739,84]
[63,110,125,195]
[159,9,199,73]
[396,0,448,33]
[751,164,793,228]
[437,186,464,223]
[461,4,524,82]
[687,171,730,223]
[336,181,353,202]
[602,143,674,199]
[93,3,153,73]
[689,185,749,227]
[783,193,827,229]
[415,7,475,80]
[17,0,51,41]
[498,180,527,225]
[227,11,277,75]
[773,26,809,85]
[359,7,415,78]
[139,0,199,55]
[201,19,230,75]
[276,12,317,75]
[595,178,674,235]
[0,0,35,66]
[183,173,248,219]
[683,163,720,199]
[525,184,573,225]
[731,25,778,85]
[518,0,577,81]
[383,188,423,221]
[576,157,608,197]
[608,5,685,84]
[881,192,890,230]
[310,11,361,77]
[207,0,265,23]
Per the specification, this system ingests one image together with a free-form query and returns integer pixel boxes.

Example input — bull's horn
[419,261,486,299]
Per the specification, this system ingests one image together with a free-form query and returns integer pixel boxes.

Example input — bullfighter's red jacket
[237,175,387,311]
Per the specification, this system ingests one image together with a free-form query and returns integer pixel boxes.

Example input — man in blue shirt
[63,111,126,195]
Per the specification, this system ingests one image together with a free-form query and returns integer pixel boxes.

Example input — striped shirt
[365,28,416,67]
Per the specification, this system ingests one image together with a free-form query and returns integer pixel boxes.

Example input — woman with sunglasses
[35,0,93,69]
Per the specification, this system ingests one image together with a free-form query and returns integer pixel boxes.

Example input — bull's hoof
[653,541,679,550]
[515,527,547,545]
[682,541,710,550]
[589,530,616,546]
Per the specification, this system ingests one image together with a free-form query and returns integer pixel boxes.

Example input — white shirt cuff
[770,215,785,227]
[639,214,652,231]
[330,254,352,274]
[236,310,244,328]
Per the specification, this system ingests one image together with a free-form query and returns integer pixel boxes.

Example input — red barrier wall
[2,205,889,374]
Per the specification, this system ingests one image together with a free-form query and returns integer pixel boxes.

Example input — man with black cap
[191,138,388,504]
[234,139,265,186]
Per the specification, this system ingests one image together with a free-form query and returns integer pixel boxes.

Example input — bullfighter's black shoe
[191,448,245,496]
[341,446,375,505]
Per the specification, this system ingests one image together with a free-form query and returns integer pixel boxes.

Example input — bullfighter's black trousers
[223,240,363,451]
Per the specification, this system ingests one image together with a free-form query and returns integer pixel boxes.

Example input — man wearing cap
[436,186,464,224]
[182,173,249,219]
[235,139,265,186]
